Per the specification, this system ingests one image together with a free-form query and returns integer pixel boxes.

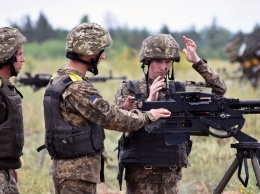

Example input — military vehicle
[225,34,260,88]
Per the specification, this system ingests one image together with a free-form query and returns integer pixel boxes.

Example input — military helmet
[0,27,26,63]
[139,34,180,64]
[65,23,113,55]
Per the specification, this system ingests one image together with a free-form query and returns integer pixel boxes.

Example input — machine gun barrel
[229,99,260,114]
[15,71,127,92]
[89,75,127,82]
[229,99,260,108]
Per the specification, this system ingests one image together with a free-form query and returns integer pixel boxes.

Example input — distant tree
[9,12,249,60]
[160,24,171,34]
[35,12,54,42]
[9,23,20,32]
[176,27,201,50]
[199,17,232,58]
[9,15,35,42]
[109,26,130,44]
[21,15,35,42]
[208,27,231,49]
[248,24,260,40]
[80,15,89,23]
[211,17,218,30]
[128,28,150,50]
[109,26,149,50]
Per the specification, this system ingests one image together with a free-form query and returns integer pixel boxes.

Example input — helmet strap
[66,50,104,76]
[10,62,18,77]
[1,54,18,77]
[168,62,174,81]
[141,62,150,97]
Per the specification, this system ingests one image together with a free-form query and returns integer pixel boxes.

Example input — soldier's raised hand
[182,36,201,64]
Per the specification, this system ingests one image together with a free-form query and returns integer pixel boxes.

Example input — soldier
[39,23,171,194]
[115,34,227,194]
[0,27,26,194]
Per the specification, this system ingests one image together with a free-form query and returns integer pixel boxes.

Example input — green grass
[15,54,260,194]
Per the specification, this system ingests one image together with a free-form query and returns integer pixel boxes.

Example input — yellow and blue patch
[90,95,98,104]
[90,95,109,113]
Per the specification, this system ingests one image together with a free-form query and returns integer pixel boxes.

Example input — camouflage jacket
[49,69,155,183]
[115,60,227,105]
[114,60,227,183]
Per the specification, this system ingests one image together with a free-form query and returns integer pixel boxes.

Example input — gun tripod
[213,142,260,194]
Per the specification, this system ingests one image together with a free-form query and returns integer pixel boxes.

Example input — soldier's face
[149,59,172,79]
[14,46,25,75]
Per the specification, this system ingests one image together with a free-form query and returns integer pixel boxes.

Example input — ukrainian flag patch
[90,95,109,113]
[90,95,98,104]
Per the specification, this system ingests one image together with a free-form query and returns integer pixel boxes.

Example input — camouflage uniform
[0,27,26,194]
[114,34,227,194]
[43,23,157,194]
[49,69,155,194]
[0,169,19,194]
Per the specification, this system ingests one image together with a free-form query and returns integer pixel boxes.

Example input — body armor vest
[118,80,190,168]
[42,75,105,159]
[0,78,24,169]
[118,129,189,167]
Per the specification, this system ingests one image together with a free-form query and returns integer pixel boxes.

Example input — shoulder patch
[69,72,83,82]
[90,95,109,113]
[51,74,56,80]
[90,95,98,104]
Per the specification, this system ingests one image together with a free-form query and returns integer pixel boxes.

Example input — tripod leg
[213,158,243,194]
[251,155,260,189]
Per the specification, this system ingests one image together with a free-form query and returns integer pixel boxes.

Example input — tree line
[9,12,260,59]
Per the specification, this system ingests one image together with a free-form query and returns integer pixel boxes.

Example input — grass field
[14,57,260,194]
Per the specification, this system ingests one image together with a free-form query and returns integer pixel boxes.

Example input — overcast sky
[1,0,259,33]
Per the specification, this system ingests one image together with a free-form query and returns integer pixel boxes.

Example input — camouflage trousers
[126,181,180,194]
[53,177,97,194]
[0,169,19,194]
[125,166,182,194]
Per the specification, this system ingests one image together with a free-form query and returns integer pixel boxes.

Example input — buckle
[169,165,177,170]
[144,165,152,169]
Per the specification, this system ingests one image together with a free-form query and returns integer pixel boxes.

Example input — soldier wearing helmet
[115,34,227,193]
[40,23,171,193]
[0,27,26,193]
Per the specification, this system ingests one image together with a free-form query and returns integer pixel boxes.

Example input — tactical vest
[118,129,190,167]
[41,74,105,160]
[118,80,190,168]
[0,78,24,169]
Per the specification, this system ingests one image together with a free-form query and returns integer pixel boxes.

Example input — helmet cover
[0,27,26,63]
[139,34,180,63]
[65,23,113,55]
